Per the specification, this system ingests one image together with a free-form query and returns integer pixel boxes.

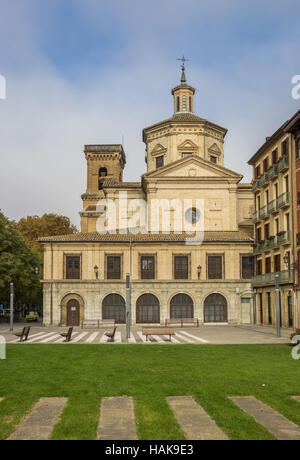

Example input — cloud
[0,0,300,227]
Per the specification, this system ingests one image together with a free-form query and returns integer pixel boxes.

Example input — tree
[14,213,78,246]
[0,211,41,306]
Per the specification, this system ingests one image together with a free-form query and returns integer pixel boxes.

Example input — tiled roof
[84,144,124,153]
[143,113,227,135]
[39,231,253,243]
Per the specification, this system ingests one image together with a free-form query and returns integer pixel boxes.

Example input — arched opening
[66,299,81,326]
[204,294,228,323]
[98,168,108,190]
[136,294,160,324]
[102,294,126,324]
[170,294,194,319]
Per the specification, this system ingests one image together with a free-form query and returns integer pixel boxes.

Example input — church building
[40,64,255,327]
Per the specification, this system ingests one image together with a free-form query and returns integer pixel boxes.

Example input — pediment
[208,142,222,156]
[150,143,167,156]
[177,139,198,151]
[143,155,242,181]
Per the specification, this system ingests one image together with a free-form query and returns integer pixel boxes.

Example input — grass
[0,344,299,440]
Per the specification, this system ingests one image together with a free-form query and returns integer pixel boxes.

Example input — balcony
[261,171,270,187]
[277,192,290,209]
[297,233,300,246]
[253,241,264,254]
[268,163,278,180]
[277,230,291,246]
[252,210,259,223]
[278,154,289,172]
[252,269,294,287]
[259,205,267,220]
[267,199,277,214]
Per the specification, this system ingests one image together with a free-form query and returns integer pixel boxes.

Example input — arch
[102,294,126,324]
[204,293,228,323]
[60,293,85,326]
[99,167,108,177]
[170,294,194,319]
[136,294,160,324]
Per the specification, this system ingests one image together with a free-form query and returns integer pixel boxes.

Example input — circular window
[185,207,201,225]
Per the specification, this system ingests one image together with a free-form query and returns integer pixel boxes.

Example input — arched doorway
[136,294,160,323]
[170,294,194,319]
[204,294,228,323]
[102,294,126,324]
[67,299,80,326]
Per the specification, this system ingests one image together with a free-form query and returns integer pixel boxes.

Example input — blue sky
[0,0,300,227]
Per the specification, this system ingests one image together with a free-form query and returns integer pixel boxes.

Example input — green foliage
[14,213,78,246]
[0,211,41,305]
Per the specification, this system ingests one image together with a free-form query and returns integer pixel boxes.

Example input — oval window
[185,207,201,224]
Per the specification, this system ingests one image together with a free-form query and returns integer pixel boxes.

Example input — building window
[185,207,201,225]
[272,149,278,164]
[264,223,270,240]
[297,192,300,206]
[210,155,217,164]
[296,138,300,159]
[189,96,192,112]
[274,254,281,273]
[174,255,189,280]
[207,255,223,280]
[241,255,255,279]
[141,256,155,280]
[182,95,187,111]
[66,256,81,280]
[263,157,269,172]
[156,156,164,169]
[257,259,262,275]
[182,152,192,158]
[255,165,261,178]
[176,96,180,112]
[265,257,271,274]
[282,139,289,156]
[268,293,272,325]
[107,255,121,279]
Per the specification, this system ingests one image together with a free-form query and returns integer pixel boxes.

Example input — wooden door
[67,299,80,326]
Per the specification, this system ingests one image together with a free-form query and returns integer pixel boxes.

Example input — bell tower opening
[172,56,195,114]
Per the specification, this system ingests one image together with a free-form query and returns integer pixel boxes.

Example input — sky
[0,0,299,228]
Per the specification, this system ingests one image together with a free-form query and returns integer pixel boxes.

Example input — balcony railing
[252,193,290,223]
[252,269,294,287]
[278,154,289,172]
[277,192,290,209]
[259,205,267,219]
[277,230,291,245]
[267,199,277,214]
[268,163,278,180]
[252,210,259,223]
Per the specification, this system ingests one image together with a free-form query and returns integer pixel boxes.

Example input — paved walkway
[98,397,137,440]
[0,324,292,345]
[167,396,228,440]
[8,398,67,441]
[230,396,300,440]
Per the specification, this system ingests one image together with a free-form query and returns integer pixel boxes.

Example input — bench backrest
[66,327,73,341]
[143,328,175,335]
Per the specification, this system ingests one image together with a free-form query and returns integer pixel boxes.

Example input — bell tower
[84,144,126,194]
[172,57,196,114]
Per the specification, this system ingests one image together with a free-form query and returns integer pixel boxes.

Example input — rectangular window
[282,139,289,156]
[256,227,262,242]
[263,157,269,172]
[264,223,270,240]
[107,255,121,280]
[182,152,192,158]
[210,156,217,164]
[265,257,271,274]
[189,96,192,112]
[255,165,261,178]
[257,259,262,275]
[207,255,223,279]
[141,256,155,280]
[272,149,278,164]
[274,254,281,273]
[174,255,189,280]
[156,155,164,169]
[241,256,255,279]
[66,256,81,280]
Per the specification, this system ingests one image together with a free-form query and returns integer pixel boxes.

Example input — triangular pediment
[150,143,167,156]
[208,142,222,155]
[177,139,198,151]
[143,155,242,181]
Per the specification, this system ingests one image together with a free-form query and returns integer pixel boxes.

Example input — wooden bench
[82,319,116,329]
[105,326,117,343]
[165,318,199,327]
[60,327,73,343]
[142,327,175,342]
[14,326,31,342]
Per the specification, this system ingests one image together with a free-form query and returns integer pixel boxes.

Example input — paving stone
[98,396,137,440]
[166,396,228,440]
[230,396,300,440]
[292,396,300,403]
[8,397,67,440]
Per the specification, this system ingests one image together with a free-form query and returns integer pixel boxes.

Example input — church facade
[40,67,255,327]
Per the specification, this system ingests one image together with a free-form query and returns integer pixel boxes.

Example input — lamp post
[10,283,14,332]
[275,274,281,338]
[253,288,257,324]
[126,274,131,339]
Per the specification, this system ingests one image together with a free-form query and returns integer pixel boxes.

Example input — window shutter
[207,256,222,279]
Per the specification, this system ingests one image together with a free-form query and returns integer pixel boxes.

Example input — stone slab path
[230,396,300,440]
[166,396,228,440]
[98,396,137,440]
[8,397,67,441]
[292,396,300,403]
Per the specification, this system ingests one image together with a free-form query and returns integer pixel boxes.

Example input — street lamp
[197,265,202,280]
[94,265,99,280]
[253,288,257,324]
[35,266,39,276]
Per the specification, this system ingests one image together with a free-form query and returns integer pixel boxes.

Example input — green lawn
[0,344,299,440]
